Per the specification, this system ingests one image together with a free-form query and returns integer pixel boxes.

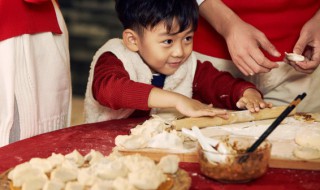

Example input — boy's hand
[148,88,229,118]
[236,88,272,112]
[176,97,229,119]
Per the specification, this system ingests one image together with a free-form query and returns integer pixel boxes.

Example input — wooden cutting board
[119,147,320,171]
[119,111,320,171]
[173,106,294,130]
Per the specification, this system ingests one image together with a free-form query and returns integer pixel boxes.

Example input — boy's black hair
[115,0,199,35]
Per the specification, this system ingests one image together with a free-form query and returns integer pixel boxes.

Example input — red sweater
[92,52,258,118]
[0,0,61,41]
[194,0,320,61]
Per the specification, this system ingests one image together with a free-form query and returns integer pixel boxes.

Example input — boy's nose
[172,43,184,57]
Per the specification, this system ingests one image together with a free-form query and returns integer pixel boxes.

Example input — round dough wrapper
[293,146,320,160]
[295,127,320,150]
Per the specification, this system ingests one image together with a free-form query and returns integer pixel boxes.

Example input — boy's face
[136,21,194,75]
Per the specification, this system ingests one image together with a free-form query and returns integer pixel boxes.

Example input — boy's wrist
[243,88,262,98]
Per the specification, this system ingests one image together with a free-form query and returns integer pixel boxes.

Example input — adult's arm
[198,0,280,75]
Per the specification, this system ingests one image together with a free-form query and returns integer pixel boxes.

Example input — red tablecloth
[0,118,319,190]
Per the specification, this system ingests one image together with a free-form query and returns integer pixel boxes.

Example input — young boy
[84,0,271,123]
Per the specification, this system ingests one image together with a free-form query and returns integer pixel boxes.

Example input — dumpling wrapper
[115,135,148,149]
[128,167,166,190]
[295,127,320,150]
[130,117,170,137]
[77,167,98,186]
[8,163,47,187]
[51,166,78,183]
[285,52,305,62]
[29,157,53,173]
[43,180,65,190]
[47,153,65,168]
[293,146,320,160]
[84,149,105,165]
[65,150,84,166]
[112,177,137,190]
[147,131,184,150]
[91,181,114,190]
[157,155,180,174]
[65,181,84,190]
[95,159,128,180]
[21,175,48,190]
[121,154,156,172]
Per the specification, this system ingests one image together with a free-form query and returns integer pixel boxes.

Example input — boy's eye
[185,36,193,42]
[163,39,173,44]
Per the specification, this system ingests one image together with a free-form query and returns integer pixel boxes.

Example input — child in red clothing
[84,0,271,123]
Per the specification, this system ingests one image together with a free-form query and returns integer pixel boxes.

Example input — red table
[0,118,319,190]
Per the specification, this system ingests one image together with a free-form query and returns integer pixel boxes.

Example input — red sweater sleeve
[92,52,154,110]
[192,60,259,110]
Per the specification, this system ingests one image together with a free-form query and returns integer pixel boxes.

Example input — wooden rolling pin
[172,106,296,130]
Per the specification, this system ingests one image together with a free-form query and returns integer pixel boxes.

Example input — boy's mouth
[168,61,182,68]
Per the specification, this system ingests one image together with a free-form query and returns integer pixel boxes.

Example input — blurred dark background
[59,0,122,96]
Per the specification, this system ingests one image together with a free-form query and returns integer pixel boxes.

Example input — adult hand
[224,18,281,76]
[199,0,281,76]
[287,10,320,74]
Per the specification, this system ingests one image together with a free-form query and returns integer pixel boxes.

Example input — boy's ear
[122,29,139,52]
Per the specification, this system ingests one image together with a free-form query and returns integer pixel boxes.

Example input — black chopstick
[238,92,307,163]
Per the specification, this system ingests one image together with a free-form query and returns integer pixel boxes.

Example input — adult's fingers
[234,58,254,76]
[293,35,308,55]
[294,61,318,74]
[250,47,279,70]
[258,33,281,58]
